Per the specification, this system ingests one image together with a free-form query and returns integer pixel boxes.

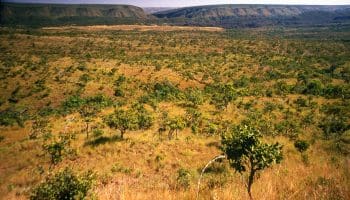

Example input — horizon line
[2,2,350,7]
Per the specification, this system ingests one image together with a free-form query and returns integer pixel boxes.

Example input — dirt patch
[42,25,224,32]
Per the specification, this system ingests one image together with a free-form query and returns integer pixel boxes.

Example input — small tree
[166,116,186,140]
[104,109,138,139]
[210,83,237,110]
[79,105,98,139]
[221,125,283,199]
[43,133,74,165]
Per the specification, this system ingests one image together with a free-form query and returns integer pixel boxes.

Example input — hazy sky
[4,0,350,7]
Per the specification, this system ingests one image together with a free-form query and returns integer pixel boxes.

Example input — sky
[4,0,350,7]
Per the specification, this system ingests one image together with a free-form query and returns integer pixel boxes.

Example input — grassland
[0,25,349,200]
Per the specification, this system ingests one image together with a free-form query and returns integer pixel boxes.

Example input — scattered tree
[221,125,283,199]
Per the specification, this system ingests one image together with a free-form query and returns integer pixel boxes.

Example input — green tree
[166,116,186,140]
[43,133,74,165]
[104,109,138,139]
[221,125,283,199]
[210,83,237,110]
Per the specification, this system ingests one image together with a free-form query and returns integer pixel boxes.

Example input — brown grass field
[0,25,349,199]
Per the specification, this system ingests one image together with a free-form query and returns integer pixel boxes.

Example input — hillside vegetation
[0,25,349,199]
[1,3,350,28]
[1,3,154,26]
[154,4,350,27]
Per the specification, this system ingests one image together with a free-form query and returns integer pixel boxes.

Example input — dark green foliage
[323,84,349,99]
[319,117,349,138]
[185,88,204,107]
[206,83,237,109]
[61,94,112,114]
[79,73,92,83]
[275,120,300,138]
[234,75,250,88]
[0,107,27,127]
[153,81,181,101]
[319,102,350,138]
[61,96,85,113]
[221,125,283,199]
[38,107,56,117]
[303,80,324,96]
[30,168,94,200]
[294,140,310,153]
[294,97,308,107]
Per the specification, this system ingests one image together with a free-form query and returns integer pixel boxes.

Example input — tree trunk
[247,168,256,200]
[120,129,125,139]
[86,122,89,139]
[168,129,174,140]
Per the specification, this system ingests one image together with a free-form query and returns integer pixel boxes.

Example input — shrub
[30,168,95,200]
[185,88,204,107]
[294,140,310,153]
[176,168,191,189]
[319,117,349,138]
[0,107,27,127]
[153,81,181,101]
[206,83,237,110]
[303,80,323,95]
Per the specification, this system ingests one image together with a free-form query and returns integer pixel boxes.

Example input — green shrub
[0,107,27,127]
[153,81,181,101]
[176,168,191,189]
[294,140,310,153]
[30,168,95,200]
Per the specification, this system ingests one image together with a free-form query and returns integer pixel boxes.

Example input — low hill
[143,7,177,14]
[0,3,154,26]
[154,4,350,27]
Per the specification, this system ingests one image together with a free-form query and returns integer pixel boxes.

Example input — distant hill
[143,7,177,14]
[0,3,154,26]
[1,3,350,28]
[154,4,350,28]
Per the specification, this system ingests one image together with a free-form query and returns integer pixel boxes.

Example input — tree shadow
[84,135,123,147]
